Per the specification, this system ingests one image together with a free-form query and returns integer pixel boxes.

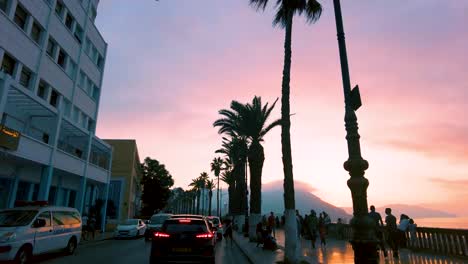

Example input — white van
[0,203,82,264]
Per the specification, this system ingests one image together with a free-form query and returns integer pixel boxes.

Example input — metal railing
[328,223,468,258]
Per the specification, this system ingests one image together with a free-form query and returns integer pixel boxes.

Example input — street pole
[332,0,378,263]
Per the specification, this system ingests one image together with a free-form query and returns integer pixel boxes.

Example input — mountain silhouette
[261,180,351,222]
[341,204,456,218]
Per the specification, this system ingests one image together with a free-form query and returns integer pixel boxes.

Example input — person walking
[322,211,331,235]
[318,213,327,247]
[306,210,318,249]
[295,210,303,238]
[385,208,399,258]
[88,214,97,240]
[268,212,276,238]
[224,220,233,247]
[81,214,88,241]
[369,205,387,257]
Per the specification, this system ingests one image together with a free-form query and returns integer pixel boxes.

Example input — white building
[0,0,111,228]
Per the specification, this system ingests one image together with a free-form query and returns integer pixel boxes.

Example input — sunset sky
[95,1,468,216]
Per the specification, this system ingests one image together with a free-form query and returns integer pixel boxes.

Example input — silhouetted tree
[140,157,174,216]
[211,157,224,217]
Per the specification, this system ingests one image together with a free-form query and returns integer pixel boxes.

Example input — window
[92,86,99,100]
[65,13,73,30]
[62,98,71,117]
[42,133,49,144]
[30,22,43,45]
[50,90,59,107]
[46,38,57,57]
[57,49,66,68]
[13,4,28,30]
[55,1,64,18]
[97,55,104,69]
[1,53,16,76]
[73,106,79,122]
[37,80,47,99]
[79,71,85,87]
[53,211,81,226]
[81,113,87,128]
[36,211,51,227]
[74,24,83,44]
[19,66,32,88]
[0,0,8,13]
[87,119,95,132]
[68,190,76,208]
[87,79,93,94]
[85,37,91,55]
[67,59,77,77]
[48,187,57,205]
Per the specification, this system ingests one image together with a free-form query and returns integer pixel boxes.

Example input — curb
[232,233,255,264]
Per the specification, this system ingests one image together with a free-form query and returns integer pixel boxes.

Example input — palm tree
[249,0,322,262]
[216,136,248,218]
[210,157,224,217]
[189,174,207,215]
[205,179,215,216]
[220,166,235,215]
[214,96,281,240]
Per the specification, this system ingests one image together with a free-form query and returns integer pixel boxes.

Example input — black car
[150,218,216,264]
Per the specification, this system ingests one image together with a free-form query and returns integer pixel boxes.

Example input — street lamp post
[332,0,379,263]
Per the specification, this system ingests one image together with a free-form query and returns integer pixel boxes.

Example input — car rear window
[163,220,208,233]
[150,215,171,224]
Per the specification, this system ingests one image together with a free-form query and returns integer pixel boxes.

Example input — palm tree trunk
[228,184,234,215]
[209,190,212,215]
[217,174,220,217]
[281,11,298,263]
[196,191,201,215]
[248,141,265,241]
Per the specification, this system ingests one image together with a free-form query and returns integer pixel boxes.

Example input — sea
[413,217,468,229]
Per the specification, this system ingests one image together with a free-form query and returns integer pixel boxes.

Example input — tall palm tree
[214,96,281,240]
[249,0,322,262]
[205,179,215,216]
[199,172,209,215]
[216,136,248,218]
[189,174,207,215]
[220,166,235,215]
[210,157,224,217]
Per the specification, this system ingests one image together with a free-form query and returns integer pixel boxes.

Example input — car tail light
[154,232,170,238]
[179,219,191,223]
[196,233,214,239]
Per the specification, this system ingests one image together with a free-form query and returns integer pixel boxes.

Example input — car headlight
[0,232,16,243]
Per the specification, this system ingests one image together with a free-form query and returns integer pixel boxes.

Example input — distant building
[0,0,111,226]
[104,139,142,222]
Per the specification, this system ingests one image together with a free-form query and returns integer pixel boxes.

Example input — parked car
[0,201,82,264]
[207,216,223,240]
[114,219,146,238]
[150,217,216,264]
[144,213,172,241]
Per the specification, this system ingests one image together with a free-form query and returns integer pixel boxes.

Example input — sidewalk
[79,231,114,245]
[232,231,284,264]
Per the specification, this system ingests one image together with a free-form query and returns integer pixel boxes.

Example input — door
[34,211,55,254]
[51,211,68,250]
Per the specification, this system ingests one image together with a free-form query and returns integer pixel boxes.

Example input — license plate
[172,248,191,253]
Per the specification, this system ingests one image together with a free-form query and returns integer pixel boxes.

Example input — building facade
[0,0,111,229]
[104,140,142,222]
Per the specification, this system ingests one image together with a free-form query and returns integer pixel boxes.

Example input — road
[36,237,249,264]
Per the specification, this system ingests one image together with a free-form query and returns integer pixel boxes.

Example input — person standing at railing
[385,208,399,258]
[398,214,410,248]
[306,210,318,249]
[369,205,388,257]
[407,219,417,246]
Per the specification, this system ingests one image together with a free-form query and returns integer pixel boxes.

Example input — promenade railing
[328,223,468,258]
